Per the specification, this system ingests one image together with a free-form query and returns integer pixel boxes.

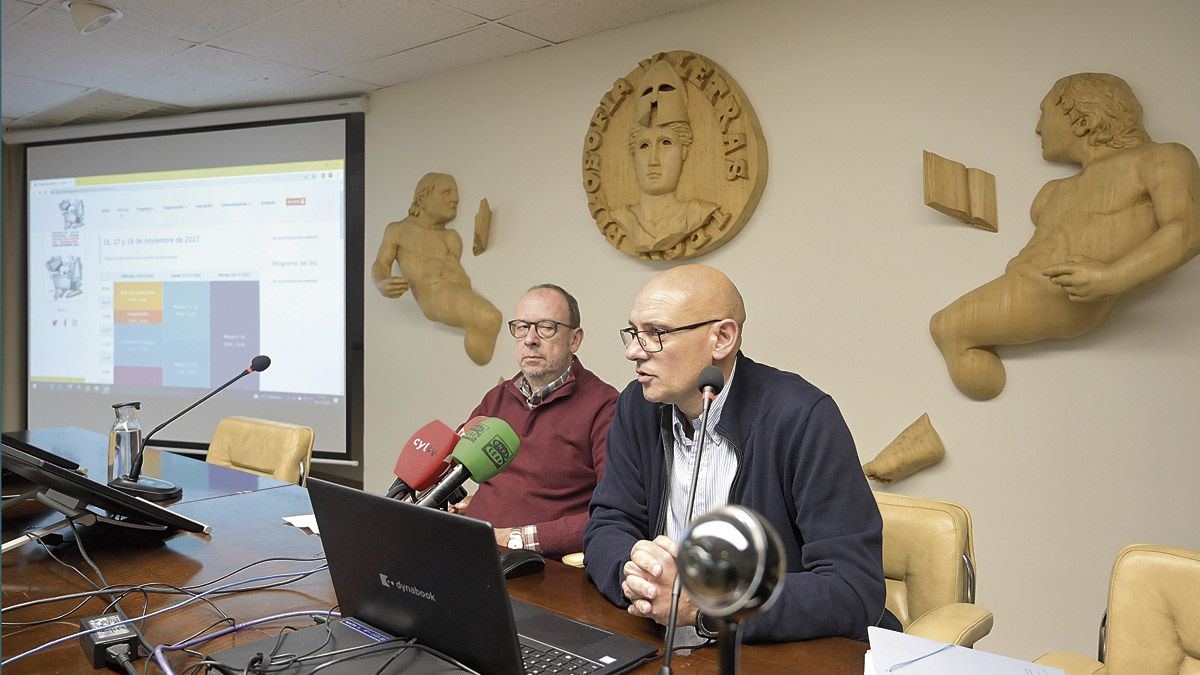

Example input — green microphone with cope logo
[415,418,520,508]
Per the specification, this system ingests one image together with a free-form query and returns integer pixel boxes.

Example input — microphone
[697,365,724,399]
[415,416,488,509]
[679,505,786,675]
[662,365,725,675]
[415,417,520,509]
[385,420,460,500]
[109,355,271,502]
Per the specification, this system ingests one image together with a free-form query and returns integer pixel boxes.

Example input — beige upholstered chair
[875,491,993,647]
[207,416,314,485]
[1035,543,1200,675]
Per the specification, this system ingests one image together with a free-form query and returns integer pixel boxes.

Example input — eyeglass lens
[510,321,561,339]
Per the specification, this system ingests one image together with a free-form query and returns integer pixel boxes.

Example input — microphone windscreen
[451,417,520,483]
[456,415,488,436]
[394,420,459,490]
[250,355,272,372]
[697,365,724,394]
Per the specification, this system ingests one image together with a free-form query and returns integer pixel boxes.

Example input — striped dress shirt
[665,360,739,543]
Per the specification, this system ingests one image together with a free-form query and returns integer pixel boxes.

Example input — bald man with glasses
[584,264,896,644]
[449,284,618,558]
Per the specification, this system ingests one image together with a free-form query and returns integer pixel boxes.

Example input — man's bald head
[639,264,746,329]
[626,265,745,417]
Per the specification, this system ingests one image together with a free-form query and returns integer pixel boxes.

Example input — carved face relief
[581,51,768,261]
[1036,92,1077,163]
[422,177,459,222]
[632,125,688,196]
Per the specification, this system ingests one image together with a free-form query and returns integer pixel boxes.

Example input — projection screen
[24,114,363,460]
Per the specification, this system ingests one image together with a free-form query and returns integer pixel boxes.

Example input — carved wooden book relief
[923,151,998,232]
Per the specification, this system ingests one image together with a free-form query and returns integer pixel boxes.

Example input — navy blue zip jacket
[584,353,891,642]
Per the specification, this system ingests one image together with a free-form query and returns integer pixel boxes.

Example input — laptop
[208,478,657,674]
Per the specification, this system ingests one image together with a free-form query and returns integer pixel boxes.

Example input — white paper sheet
[867,627,1064,674]
[282,513,320,535]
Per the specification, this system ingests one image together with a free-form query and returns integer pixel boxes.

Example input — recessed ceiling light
[62,1,123,35]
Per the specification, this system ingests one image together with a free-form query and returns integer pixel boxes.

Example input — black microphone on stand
[661,365,724,675]
[109,355,271,502]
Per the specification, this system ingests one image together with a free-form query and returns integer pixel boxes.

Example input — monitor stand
[1,488,167,554]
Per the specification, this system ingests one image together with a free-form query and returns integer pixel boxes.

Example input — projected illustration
[59,199,85,229]
[45,255,83,299]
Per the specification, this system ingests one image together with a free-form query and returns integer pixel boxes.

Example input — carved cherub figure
[372,173,502,365]
[931,73,1200,400]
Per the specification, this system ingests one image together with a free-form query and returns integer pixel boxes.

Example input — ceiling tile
[209,0,484,72]
[106,0,305,43]
[333,22,548,87]
[103,45,317,108]
[1,6,191,87]
[435,0,553,22]
[3,0,38,30]
[501,0,720,43]
[1,72,87,119]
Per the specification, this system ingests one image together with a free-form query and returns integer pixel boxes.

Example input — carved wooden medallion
[582,51,767,260]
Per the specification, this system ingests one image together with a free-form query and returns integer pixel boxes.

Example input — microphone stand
[717,619,744,675]
[109,366,255,501]
[660,385,717,675]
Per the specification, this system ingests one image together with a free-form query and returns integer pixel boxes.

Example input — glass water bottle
[109,401,142,482]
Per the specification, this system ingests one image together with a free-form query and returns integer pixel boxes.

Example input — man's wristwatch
[507,527,524,550]
[694,610,720,639]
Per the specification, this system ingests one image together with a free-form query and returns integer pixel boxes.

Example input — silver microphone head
[678,505,786,620]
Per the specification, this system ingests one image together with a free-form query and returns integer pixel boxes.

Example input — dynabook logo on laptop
[378,574,437,602]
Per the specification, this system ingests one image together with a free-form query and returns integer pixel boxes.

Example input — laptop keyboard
[521,644,601,674]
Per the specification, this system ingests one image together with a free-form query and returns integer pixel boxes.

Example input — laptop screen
[307,478,525,674]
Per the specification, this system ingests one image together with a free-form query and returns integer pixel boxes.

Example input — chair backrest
[875,491,975,628]
[1104,543,1200,674]
[206,416,314,484]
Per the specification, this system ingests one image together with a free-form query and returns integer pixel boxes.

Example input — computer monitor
[1,429,82,471]
[1,441,209,536]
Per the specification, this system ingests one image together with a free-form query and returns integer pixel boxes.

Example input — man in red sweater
[449,284,618,559]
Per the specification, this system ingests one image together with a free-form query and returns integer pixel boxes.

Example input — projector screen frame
[20,111,365,472]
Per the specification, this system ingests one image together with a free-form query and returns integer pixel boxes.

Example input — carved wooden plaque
[582,51,768,261]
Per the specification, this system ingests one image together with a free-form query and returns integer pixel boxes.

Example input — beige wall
[363,0,1200,661]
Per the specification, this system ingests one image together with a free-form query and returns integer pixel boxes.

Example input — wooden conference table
[2,430,868,673]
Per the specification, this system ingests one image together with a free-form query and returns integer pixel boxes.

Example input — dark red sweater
[463,357,617,558]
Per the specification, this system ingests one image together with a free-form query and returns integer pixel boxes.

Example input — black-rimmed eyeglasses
[619,319,722,353]
[509,320,576,340]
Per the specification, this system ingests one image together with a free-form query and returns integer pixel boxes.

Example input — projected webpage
[27,161,346,403]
